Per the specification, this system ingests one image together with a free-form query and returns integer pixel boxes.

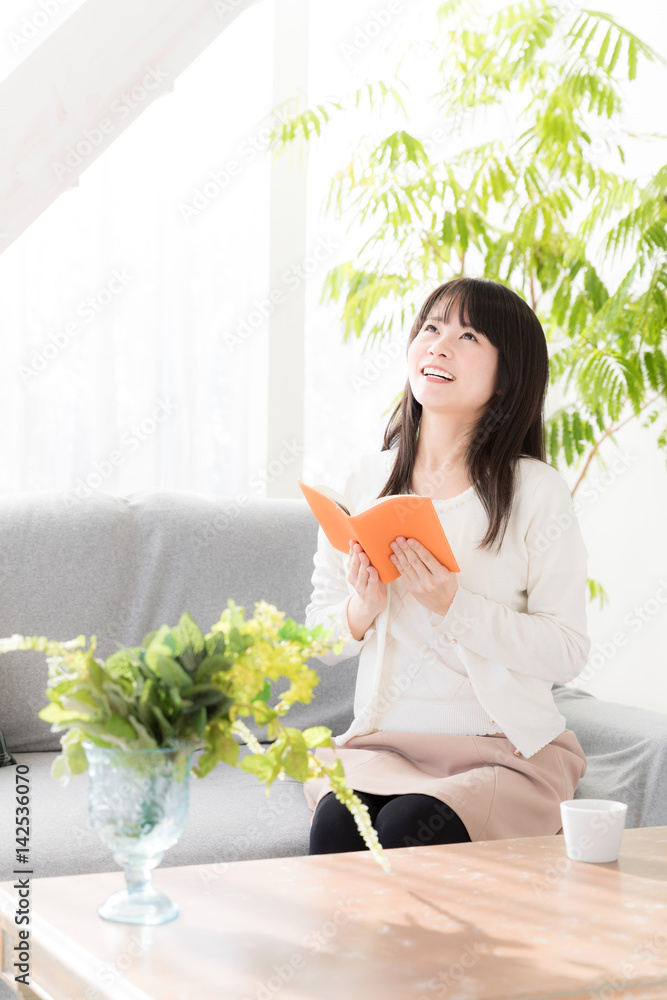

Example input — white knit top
[304,447,591,759]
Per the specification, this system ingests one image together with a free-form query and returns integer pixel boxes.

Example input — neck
[415,412,474,476]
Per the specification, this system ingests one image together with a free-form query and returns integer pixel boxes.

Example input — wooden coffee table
[1,826,667,1000]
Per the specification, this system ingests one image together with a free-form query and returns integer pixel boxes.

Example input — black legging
[309,790,471,854]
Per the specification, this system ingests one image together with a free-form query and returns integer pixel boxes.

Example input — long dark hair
[378,277,549,552]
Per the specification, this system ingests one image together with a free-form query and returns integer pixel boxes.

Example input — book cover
[298,480,460,584]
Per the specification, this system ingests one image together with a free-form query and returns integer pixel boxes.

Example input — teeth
[423,368,454,380]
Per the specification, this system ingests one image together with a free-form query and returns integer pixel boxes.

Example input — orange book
[298,480,460,584]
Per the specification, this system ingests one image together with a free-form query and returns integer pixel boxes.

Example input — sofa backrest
[0,490,358,753]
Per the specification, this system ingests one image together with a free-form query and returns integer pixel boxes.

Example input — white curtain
[0,2,275,497]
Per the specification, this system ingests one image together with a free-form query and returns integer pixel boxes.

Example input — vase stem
[125,864,153,896]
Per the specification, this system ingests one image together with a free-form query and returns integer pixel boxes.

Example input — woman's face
[407,301,499,419]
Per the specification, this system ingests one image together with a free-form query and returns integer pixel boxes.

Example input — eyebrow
[425,315,486,336]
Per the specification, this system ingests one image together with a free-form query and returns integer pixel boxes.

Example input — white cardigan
[304,447,591,759]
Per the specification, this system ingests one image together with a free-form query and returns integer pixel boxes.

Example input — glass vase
[84,743,194,925]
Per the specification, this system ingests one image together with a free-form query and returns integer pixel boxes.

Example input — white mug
[560,799,628,863]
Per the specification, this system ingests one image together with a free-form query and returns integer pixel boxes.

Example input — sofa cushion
[552,683,667,829]
[0,491,358,753]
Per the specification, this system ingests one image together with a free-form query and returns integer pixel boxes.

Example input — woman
[303,276,589,854]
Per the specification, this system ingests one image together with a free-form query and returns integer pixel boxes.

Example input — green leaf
[181,687,232,714]
[240,754,280,784]
[205,633,227,658]
[278,728,309,782]
[63,739,89,775]
[88,660,107,690]
[151,706,175,742]
[193,749,219,778]
[103,714,138,740]
[39,703,89,724]
[138,678,158,730]
[608,33,623,73]
[209,724,241,766]
[162,633,177,653]
[179,644,199,676]
[142,624,171,648]
[148,654,193,689]
[228,626,253,654]
[628,36,637,80]
[48,678,84,699]
[171,612,207,659]
[61,692,101,716]
[302,726,333,749]
[586,577,609,609]
[193,654,232,684]
[126,715,158,748]
[192,706,207,738]
[256,681,271,702]
[168,685,182,711]
[280,747,308,782]
[562,413,574,465]
[51,754,70,781]
[455,211,469,250]
[250,701,277,726]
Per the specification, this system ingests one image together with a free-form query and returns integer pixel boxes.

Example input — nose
[428,331,452,355]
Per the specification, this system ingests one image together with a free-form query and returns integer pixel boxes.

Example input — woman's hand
[346,540,387,617]
[390,536,458,618]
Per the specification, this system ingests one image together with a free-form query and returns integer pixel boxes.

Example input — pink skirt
[303,729,587,842]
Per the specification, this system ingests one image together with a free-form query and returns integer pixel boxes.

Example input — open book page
[312,487,416,516]
[363,493,415,511]
[310,484,355,517]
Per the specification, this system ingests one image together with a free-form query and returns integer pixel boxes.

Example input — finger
[390,537,414,570]
[390,551,417,588]
[404,538,442,573]
[350,542,367,566]
[398,538,437,577]
[359,554,380,591]
[389,539,405,568]
[391,538,429,586]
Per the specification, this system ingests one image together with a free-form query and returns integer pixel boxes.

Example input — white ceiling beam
[0,0,262,255]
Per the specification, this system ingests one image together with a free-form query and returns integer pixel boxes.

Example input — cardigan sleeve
[304,462,378,667]
[428,466,591,684]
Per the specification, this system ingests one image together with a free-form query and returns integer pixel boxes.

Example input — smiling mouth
[422,367,456,382]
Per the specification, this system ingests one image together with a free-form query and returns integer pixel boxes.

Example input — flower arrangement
[0,599,389,871]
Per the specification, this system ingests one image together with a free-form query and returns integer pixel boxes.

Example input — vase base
[98,887,179,925]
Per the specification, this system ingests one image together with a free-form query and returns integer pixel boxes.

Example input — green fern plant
[266,0,667,608]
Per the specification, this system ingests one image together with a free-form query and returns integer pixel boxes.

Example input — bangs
[429,284,483,333]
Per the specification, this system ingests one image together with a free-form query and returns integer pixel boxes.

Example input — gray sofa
[1,489,665,882]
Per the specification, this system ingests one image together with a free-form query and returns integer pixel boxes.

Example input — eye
[421,323,478,341]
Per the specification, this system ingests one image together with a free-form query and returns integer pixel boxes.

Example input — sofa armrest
[552,683,667,829]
